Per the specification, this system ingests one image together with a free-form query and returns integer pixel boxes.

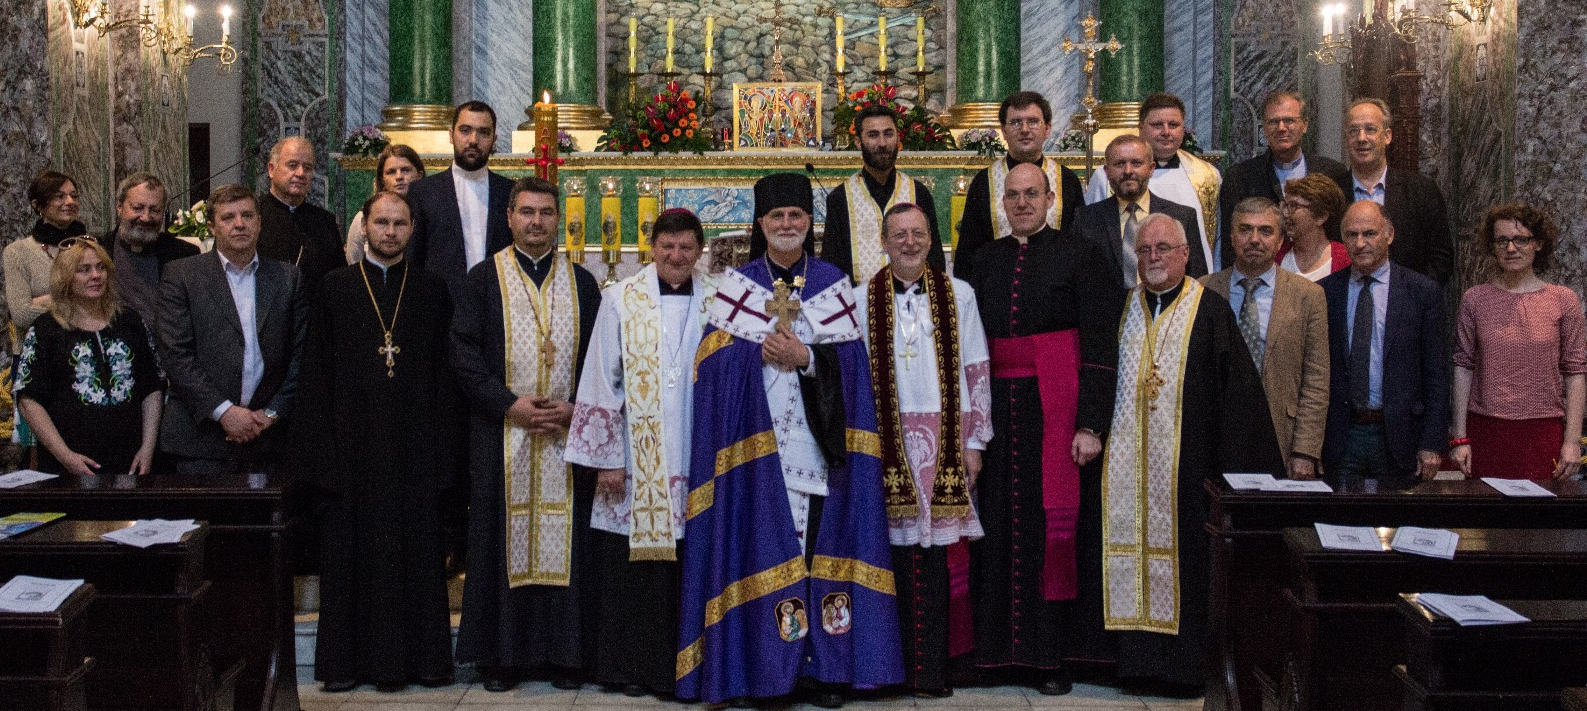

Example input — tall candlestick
[835,16,845,72]
[877,15,887,72]
[665,18,675,73]
[705,16,714,72]
[916,16,926,71]
[628,17,637,72]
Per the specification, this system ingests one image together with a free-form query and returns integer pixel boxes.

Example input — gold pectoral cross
[767,278,803,331]
[379,332,401,377]
[1144,364,1166,410]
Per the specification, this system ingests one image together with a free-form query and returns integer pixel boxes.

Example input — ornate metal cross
[767,279,804,331]
[378,332,401,378]
[1062,13,1123,173]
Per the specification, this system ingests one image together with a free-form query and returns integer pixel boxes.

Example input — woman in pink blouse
[1450,204,1586,480]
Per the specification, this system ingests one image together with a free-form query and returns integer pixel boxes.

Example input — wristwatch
[263,408,280,423]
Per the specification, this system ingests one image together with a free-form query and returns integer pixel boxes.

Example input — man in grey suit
[156,183,308,474]
[1075,134,1206,291]
[1201,197,1331,480]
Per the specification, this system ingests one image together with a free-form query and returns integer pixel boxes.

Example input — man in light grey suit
[1201,197,1330,479]
[156,183,307,474]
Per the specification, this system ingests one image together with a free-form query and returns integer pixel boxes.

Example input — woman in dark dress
[14,238,162,475]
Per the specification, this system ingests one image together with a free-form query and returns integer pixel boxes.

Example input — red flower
[667,81,680,92]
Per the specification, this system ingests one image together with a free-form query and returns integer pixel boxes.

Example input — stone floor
[295,668,1204,711]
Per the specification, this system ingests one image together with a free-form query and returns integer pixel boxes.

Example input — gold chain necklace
[358,261,409,377]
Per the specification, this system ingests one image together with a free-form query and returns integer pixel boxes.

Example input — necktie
[1123,203,1140,288]
[1350,275,1376,409]
[1238,277,1265,375]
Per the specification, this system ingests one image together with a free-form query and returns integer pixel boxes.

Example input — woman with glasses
[14,240,163,475]
[343,144,425,264]
[1450,204,1586,481]
[1274,174,1349,281]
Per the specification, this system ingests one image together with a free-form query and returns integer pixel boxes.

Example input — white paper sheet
[1224,473,1278,490]
[0,469,58,489]
[1390,526,1459,559]
[101,519,200,549]
[1314,523,1386,551]
[0,575,84,613]
[1480,477,1556,497]
[1416,593,1530,626]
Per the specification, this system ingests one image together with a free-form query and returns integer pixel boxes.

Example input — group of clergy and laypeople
[5,78,1587,706]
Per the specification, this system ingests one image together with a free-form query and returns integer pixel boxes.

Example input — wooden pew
[0,474,293,711]
[0,583,95,711]
[0,520,239,711]
[1205,479,1587,711]
[1266,527,1587,711]
[1394,595,1587,711]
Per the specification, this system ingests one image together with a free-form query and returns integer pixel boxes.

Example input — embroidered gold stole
[616,268,714,561]
[866,266,968,519]
[846,171,917,283]
[1102,278,1202,633]
[990,156,1063,238]
[1177,149,1222,245]
[497,248,581,587]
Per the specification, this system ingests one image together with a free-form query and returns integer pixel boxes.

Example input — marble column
[378,0,454,150]
[1096,0,1164,127]
[522,0,608,132]
[943,0,1020,128]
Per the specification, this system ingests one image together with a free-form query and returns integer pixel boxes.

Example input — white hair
[1136,212,1187,245]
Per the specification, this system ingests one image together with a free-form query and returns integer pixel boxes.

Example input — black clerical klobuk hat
[748,172,817,260]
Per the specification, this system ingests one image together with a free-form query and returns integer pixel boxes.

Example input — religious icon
[733,83,823,151]
[776,598,809,642]
[821,593,852,635]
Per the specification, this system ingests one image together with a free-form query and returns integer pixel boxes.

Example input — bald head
[267,136,317,206]
[1136,213,1189,291]
[1002,163,1054,240]
[1341,199,1395,275]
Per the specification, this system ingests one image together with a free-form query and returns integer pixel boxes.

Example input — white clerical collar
[515,245,553,266]
[364,254,401,276]
[451,163,489,182]
[1273,153,1305,171]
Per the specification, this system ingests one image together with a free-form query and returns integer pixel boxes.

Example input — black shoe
[810,691,845,708]
[374,681,407,693]
[620,683,647,697]
[414,675,454,688]
[551,675,583,690]
[320,680,356,693]
[913,687,953,698]
[728,696,756,709]
[1035,673,1073,696]
[482,668,519,693]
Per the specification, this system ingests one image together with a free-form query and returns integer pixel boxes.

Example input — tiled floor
[295,668,1204,711]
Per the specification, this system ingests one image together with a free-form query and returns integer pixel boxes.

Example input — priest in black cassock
[1099,213,1280,696]
[452,177,601,692]
[257,136,344,292]
[302,191,461,693]
[952,92,1085,282]
[963,163,1123,695]
[819,104,944,283]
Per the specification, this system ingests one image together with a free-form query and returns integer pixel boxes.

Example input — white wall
[185,7,243,192]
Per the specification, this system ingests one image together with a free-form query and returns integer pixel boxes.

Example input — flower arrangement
[557,130,578,154]
[1181,130,1203,156]
[341,125,389,157]
[1055,129,1090,153]
[833,84,956,151]
[169,201,210,247]
[959,128,1005,157]
[596,81,711,155]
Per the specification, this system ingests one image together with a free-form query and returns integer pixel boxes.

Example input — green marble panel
[955,0,1022,103]
[532,0,599,106]
[1100,0,1165,102]
[390,0,452,105]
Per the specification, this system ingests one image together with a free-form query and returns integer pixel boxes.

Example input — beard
[121,221,161,247]
[861,143,899,174]
[455,145,490,171]
[767,231,806,255]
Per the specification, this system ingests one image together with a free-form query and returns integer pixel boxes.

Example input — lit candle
[835,16,845,72]
[183,4,195,37]
[877,15,887,72]
[628,17,637,73]
[220,5,231,44]
[705,16,714,72]
[665,17,675,73]
[916,16,926,71]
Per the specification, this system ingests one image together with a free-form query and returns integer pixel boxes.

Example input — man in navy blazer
[157,184,307,474]
[1320,200,1448,489]
[1076,134,1207,291]
[406,101,515,295]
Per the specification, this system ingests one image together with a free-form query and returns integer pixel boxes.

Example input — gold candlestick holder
[621,70,643,111]
[701,70,722,129]
[911,68,934,107]
[874,68,897,86]
[563,178,587,265]
[599,175,623,287]
[655,70,682,88]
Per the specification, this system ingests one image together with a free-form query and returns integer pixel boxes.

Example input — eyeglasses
[47,237,94,258]
[1279,200,1312,214]
[1135,243,1186,258]
[1494,236,1538,249]
[1263,117,1303,128]
[1003,119,1047,130]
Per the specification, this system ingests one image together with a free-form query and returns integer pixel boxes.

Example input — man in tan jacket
[1201,197,1330,479]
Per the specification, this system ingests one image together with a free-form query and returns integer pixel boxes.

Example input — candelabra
[911,68,934,108]
[621,70,643,112]
[701,70,722,129]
